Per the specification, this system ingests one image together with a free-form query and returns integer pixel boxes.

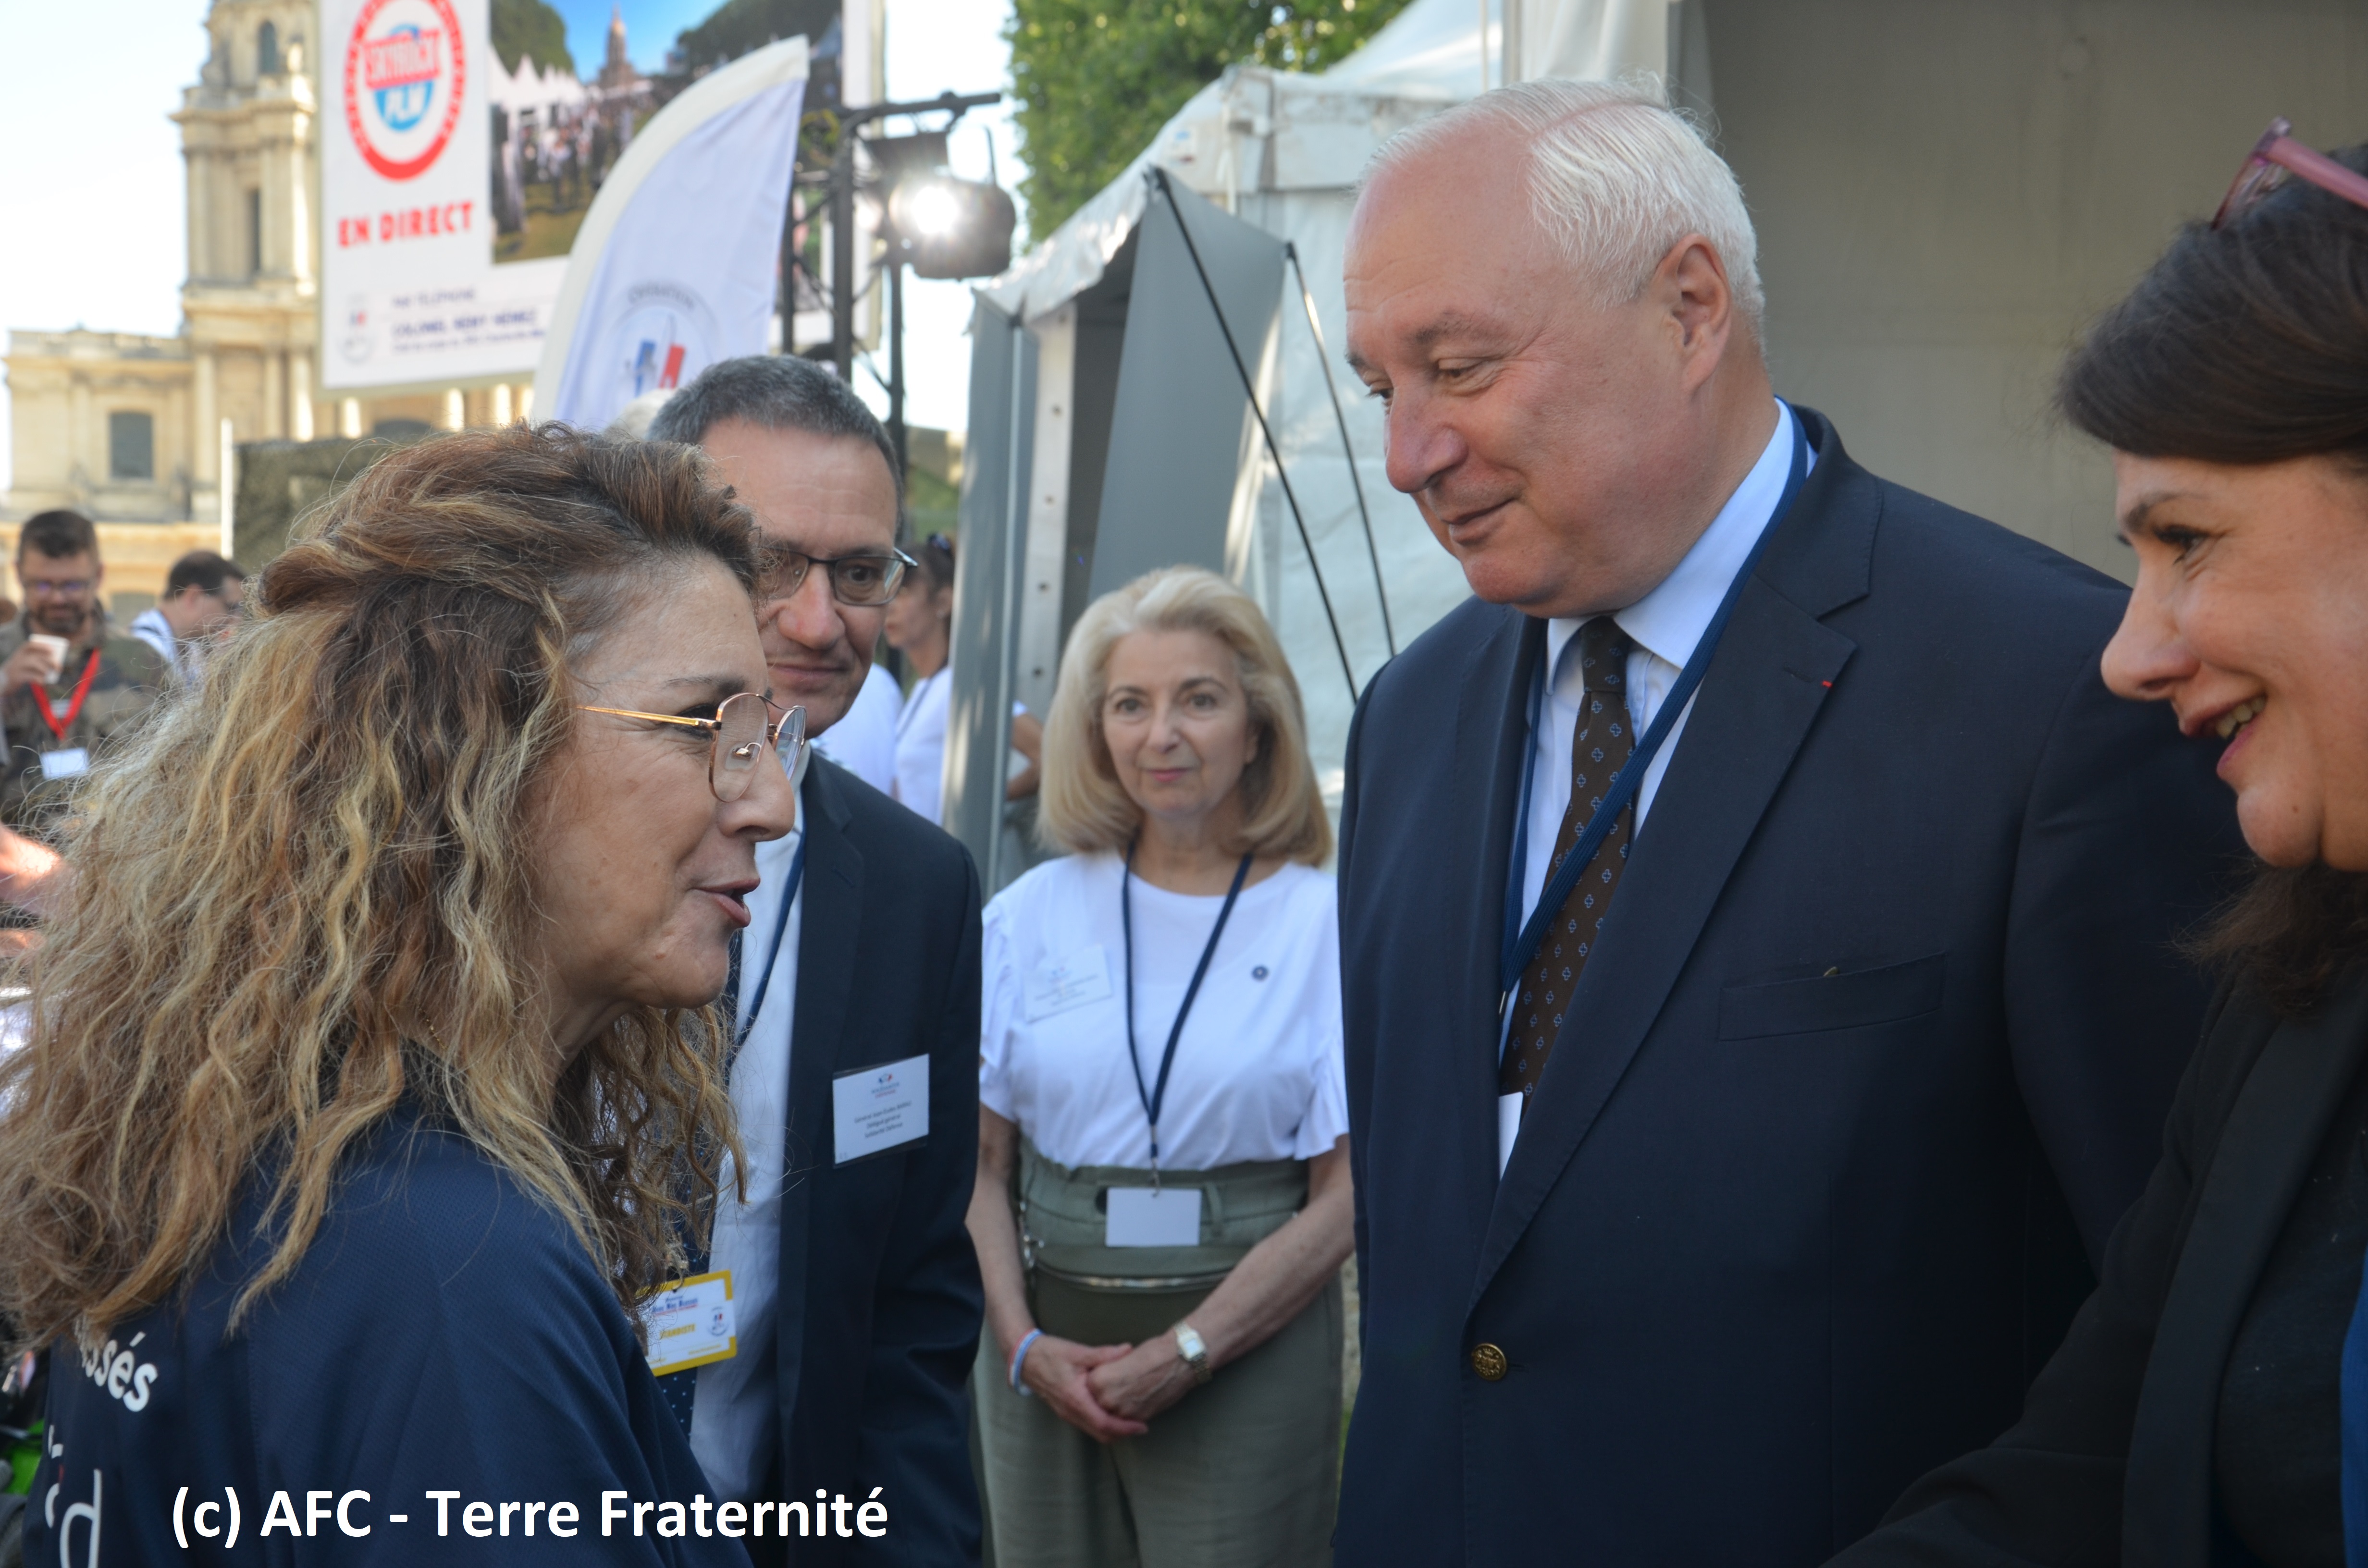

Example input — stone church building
[3,0,529,607]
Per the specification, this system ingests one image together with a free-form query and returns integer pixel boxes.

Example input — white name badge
[833,1052,929,1164]
[38,748,88,781]
[643,1269,736,1377]
[1106,1185,1202,1248]
[1025,944,1112,1022]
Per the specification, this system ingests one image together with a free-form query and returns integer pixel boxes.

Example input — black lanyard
[1498,406,1812,1014]
[1120,844,1254,1181]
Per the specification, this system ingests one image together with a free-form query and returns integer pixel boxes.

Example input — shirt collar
[1545,399,1807,680]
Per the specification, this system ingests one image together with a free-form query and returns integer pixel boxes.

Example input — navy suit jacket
[760,756,985,1565]
[1332,411,2244,1566]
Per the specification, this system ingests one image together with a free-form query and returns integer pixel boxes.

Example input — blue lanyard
[737,836,806,1041]
[1120,845,1254,1179]
[1498,407,1812,1012]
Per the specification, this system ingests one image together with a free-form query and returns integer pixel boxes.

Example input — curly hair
[0,423,760,1345]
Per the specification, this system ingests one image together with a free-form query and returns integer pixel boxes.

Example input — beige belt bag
[1017,1138,1307,1347]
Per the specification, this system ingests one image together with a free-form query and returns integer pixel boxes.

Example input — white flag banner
[534,37,809,431]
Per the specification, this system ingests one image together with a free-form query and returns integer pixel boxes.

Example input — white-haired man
[1332,79,2240,1562]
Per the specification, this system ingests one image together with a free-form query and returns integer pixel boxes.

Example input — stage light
[898,179,964,241]
[886,172,1017,280]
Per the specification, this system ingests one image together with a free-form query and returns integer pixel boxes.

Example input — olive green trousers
[974,1142,1342,1568]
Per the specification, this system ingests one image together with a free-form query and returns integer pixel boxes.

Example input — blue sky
[544,0,720,76]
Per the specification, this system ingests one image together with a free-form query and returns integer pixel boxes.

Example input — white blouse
[980,853,1348,1172]
[891,667,951,824]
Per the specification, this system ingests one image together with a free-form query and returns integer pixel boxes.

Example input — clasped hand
[1020,1330,1201,1442]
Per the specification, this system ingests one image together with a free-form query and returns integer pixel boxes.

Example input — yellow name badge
[642,1270,738,1377]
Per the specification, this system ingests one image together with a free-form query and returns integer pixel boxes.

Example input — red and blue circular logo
[344,0,466,182]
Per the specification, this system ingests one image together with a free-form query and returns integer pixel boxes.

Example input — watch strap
[1172,1321,1213,1384]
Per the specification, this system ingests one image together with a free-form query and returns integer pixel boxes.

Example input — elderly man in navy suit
[1331,77,2242,1564]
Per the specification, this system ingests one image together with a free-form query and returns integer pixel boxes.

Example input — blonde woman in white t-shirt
[967,565,1350,1568]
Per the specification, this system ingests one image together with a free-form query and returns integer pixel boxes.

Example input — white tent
[948,0,1681,886]
[946,0,2365,890]
[487,53,591,128]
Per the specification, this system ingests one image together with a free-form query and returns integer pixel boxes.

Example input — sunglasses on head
[2214,117,2368,230]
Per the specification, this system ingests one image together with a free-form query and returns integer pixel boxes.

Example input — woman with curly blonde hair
[966,566,1349,1568]
[3,424,797,1564]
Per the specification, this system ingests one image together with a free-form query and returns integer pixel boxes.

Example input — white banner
[533,38,809,432]
[321,0,555,389]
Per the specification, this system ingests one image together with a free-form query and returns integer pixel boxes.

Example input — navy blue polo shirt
[25,1112,750,1565]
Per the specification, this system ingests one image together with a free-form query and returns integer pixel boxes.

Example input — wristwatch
[1172,1322,1213,1384]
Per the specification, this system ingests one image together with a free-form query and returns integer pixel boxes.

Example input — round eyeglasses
[577,693,808,801]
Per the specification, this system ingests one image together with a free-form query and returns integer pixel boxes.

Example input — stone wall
[230,435,405,565]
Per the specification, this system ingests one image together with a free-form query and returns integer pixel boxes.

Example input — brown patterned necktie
[1499,615,1636,1113]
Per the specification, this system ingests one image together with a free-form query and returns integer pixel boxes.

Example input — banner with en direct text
[323,0,555,390]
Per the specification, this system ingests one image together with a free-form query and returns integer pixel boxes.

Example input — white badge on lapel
[1025,944,1113,1022]
[38,748,87,781]
[832,1052,929,1163]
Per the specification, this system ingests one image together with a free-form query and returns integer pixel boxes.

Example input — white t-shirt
[981,853,1347,1171]
[812,663,902,796]
[892,667,951,824]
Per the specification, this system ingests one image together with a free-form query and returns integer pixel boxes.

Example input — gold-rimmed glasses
[577,693,807,802]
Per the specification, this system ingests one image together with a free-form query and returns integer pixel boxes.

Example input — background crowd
[0,66,2357,1568]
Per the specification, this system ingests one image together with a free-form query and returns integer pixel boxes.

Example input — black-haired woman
[1834,126,2368,1568]
[886,533,1039,824]
[886,533,961,822]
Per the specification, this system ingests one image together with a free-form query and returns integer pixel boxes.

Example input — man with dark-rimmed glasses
[648,356,985,1568]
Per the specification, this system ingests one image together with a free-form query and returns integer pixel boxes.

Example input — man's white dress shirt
[691,822,803,1499]
[1499,401,1813,1172]
[811,664,902,796]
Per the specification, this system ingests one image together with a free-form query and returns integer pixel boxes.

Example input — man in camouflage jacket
[0,511,168,832]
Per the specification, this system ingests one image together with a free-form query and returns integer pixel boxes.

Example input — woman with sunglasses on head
[884,532,1041,825]
[0,425,799,1565]
[885,533,961,822]
[1834,128,2368,1568]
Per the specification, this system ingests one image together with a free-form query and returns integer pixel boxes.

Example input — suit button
[1470,1343,1508,1382]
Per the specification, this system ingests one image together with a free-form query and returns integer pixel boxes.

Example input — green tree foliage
[673,0,839,76]
[489,0,574,76]
[1006,0,1415,235]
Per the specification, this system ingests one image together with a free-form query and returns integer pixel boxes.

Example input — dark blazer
[765,756,985,1565]
[1833,975,2365,1568]
[1332,410,2244,1566]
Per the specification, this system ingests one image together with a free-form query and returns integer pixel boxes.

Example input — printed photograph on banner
[322,0,840,394]
[535,30,811,429]
[487,0,712,266]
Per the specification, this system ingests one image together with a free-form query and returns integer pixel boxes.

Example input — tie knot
[1576,616,1632,694]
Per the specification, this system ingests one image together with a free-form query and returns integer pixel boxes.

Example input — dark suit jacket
[1829,974,2368,1568]
[1332,410,2244,1566]
[762,756,985,1565]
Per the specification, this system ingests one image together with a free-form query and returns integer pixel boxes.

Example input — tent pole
[1147,167,1359,705]
[1284,241,1394,657]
